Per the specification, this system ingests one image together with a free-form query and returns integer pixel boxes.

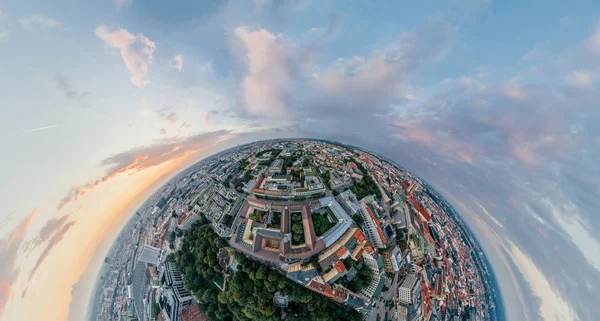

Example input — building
[138,244,161,266]
[131,262,149,321]
[242,179,257,194]
[398,273,423,321]
[268,159,284,174]
[178,205,202,230]
[162,262,195,321]
[346,162,364,181]
[231,198,352,264]
[382,246,402,273]
[338,190,361,216]
[359,199,388,248]
[287,263,319,286]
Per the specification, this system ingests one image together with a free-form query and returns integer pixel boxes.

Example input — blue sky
[1,0,599,320]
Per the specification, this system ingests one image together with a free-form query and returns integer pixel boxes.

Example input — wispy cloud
[0,10,8,42]
[0,208,39,317]
[18,14,60,32]
[10,125,59,136]
[157,106,178,124]
[28,219,76,281]
[56,130,231,210]
[54,73,90,106]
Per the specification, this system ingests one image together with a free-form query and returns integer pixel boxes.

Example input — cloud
[235,26,292,116]
[56,130,231,210]
[586,23,600,54]
[24,215,70,251]
[157,107,178,124]
[253,0,273,8]
[18,14,60,31]
[0,10,8,42]
[113,0,131,8]
[169,54,184,71]
[226,17,600,321]
[567,70,594,88]
[54,72,90,106]
[29,219,76,280]
[0,208,39,317]
[503,241,577,321]
[159,128,166,136]
[10,125,59,136]
[387,79,581,167]
[232,20,457,121]
[94,26,156,88]
[204,110,220,123]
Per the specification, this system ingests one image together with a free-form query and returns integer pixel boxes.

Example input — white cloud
[567,70,594,87]
[587,24,600,54]
[0,10,9,42]
[113,0,131,8]
[18,14,60,31]
[235,26,291,117]
[541,197,600,273]
[94,26,156,88]
[253,0,273,8]
[169,54,184,71]
[504,241,578,321]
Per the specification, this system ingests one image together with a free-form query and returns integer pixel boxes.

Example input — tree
[174,223,362,321]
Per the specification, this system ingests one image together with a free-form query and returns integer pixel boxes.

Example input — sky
[0,0,599,320]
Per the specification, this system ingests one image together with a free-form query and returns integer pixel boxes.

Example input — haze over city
[1,1,599,321]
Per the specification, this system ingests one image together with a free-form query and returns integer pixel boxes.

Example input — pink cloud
[56,130,230,210]
[0,207,39,316]
[392,119,481,164]
[29,220,76,280]
[95,26,155,88]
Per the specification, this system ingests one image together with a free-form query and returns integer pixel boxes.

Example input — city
[89,139,503,321]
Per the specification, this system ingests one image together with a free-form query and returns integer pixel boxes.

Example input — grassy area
[270,211,281,229]
[312,211,335,236]
[291,211,305,245]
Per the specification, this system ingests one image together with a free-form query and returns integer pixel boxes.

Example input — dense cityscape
[89,139,503,321]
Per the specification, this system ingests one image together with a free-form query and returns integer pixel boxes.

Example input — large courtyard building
[230,196,353,265]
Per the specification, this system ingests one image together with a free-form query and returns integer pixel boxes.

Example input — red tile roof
[335,246,348,259]
[334,260,346,273]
